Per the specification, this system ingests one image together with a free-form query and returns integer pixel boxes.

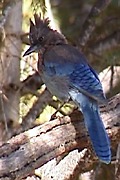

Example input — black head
[23,14,67,56]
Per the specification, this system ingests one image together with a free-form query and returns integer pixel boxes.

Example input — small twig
[21,72,43,96]
[20,32,30,45]
[50,102,65,120]
[110,65,114,93]
[21,89,52,131]
[0,91,8,133]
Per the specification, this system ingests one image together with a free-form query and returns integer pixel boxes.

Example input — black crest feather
[30,14,50,33]
[29,14,51,45]
[28,13,67,46]
[34,14,50,28]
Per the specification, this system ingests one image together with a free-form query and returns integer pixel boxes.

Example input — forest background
[0,0,120,179]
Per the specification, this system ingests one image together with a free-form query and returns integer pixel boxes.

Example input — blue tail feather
[70,91,111,164]
[82,102,111,163]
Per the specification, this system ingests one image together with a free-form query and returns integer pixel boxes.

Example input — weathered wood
[0,93,119,180]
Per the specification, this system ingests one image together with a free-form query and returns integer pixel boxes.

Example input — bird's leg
[50,103,65,121]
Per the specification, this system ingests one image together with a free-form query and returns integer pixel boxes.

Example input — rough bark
[0,0,22,137]
[0,93,119,180]
[39,149,90,180]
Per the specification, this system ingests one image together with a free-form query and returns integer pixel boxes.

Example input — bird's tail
[70,91,111,164]
[79,95,111,164]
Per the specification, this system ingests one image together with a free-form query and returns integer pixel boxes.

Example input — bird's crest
[28,13,67,47]
[29,14,51,45]
[31,14,50,30]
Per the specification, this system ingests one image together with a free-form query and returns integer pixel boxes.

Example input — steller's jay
[23,14,111,164]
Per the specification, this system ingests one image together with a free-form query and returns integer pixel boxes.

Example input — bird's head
[23,14,67,57]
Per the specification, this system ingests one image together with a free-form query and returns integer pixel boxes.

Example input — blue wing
[43,44,106,103]
[69,63,106,103]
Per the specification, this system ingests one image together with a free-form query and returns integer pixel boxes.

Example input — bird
[23,14,111,164]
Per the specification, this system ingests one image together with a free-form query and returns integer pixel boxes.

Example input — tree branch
[21,89,52,131]
[91,30,120,55]
[20,72,43,96]
[0,93,119,179]
[79,0,111,47]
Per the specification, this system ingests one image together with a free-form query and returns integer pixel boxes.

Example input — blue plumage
[23,14,111,164]
[69,90,111,163]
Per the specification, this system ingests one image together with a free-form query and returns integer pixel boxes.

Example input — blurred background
[0,0,120,179]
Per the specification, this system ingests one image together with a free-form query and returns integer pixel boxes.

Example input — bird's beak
[23,45,38,57]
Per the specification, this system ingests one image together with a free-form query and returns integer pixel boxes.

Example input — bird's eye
[38,36,44,42]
